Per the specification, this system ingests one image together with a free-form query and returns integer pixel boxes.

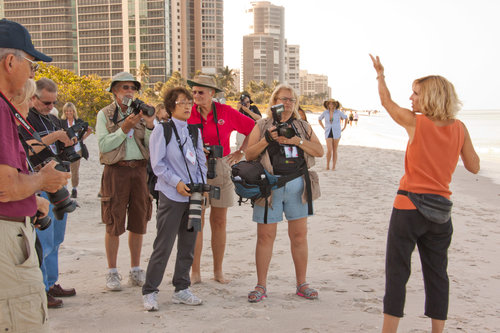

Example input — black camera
[42,158,78,220]
[122,96,155,117]
[58,121,89,163]
[270,104,297,139]
[186,183,220,232]
[240,94,249,105]
[33,210,51,230]
[204,145,223,179]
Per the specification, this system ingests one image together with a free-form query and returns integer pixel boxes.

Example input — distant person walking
[318,99,347,170]
[370,54,480,333]
[353,111,359,125]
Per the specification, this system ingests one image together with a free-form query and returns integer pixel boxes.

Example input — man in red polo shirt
[187,75,254,284]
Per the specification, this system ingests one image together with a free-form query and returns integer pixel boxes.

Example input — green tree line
[35,63,328,127]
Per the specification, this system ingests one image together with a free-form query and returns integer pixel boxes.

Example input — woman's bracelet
[264,130,274,143]
[376,75,385,80]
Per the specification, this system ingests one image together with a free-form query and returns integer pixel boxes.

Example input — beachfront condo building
[0,0,224,84]
[300,70,331,99]
[286,44,300,94]
[242,1,286,89]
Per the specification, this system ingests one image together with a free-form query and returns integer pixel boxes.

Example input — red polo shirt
[188,102,255,156]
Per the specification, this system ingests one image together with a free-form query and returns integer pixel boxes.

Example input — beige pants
[207,156,234,208]
[0,219,49,333]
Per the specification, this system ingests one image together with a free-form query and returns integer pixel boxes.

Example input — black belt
[0,215,26,223]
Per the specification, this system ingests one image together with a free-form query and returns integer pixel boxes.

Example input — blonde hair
[267,84,300,119]
[61,102,78,120]
[413,75,461,120]
[11,79,36,105]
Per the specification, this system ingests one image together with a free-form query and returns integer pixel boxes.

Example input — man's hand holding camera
[38,160,71,193]
[121,110,156,134]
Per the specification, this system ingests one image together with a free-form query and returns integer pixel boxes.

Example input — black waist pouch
[397,190,453,224]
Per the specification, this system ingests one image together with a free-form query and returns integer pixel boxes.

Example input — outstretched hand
[369,54,384,77]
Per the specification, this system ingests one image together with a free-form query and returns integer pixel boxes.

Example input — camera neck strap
[197,102,222,146]
[0,91,43,142]
[169,121,206,185]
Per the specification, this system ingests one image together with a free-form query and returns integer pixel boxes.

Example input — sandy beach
[47,122,500,332]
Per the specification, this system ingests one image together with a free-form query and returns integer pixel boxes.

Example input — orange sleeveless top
[394,115,464,209]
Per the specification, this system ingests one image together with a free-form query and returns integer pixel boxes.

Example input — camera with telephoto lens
[270,104,297,139]
[58,121,89,163]
[41,157,78,220]
[204,144,223,179]
[186,183,220,232]
[122,96,155,117]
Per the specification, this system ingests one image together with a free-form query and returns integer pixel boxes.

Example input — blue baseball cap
[0,19,52,62]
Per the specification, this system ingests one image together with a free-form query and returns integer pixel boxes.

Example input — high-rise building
[242,1,285,88]
[300,70,330,99]
[286,44,300,93]
[0,0,223,84]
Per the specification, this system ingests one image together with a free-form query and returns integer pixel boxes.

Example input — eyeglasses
[36,96,57,106]
[175,100,193,106]
[192,90,205,95]
[22,56,39,73]
[278,97,296,103]
[119,84,138,91]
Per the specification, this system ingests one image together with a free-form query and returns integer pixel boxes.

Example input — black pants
[142,193,198,295]
[384,208,453,320]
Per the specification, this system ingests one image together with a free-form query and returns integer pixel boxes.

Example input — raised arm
[369,54,416,131]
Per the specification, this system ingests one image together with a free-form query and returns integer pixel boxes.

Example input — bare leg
[105,232,119,269]
[251,223,277,298]
[288,218,310,287]
[210,206,228,283]
[128,231,143,268]
[191,207,206,284]
[331,138,340,170]
[325,138,333,170]
[431,319,445,333]
[381,314,400,333]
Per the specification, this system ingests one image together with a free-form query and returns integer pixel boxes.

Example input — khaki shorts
[0,219,49,333]
[207,156,234,208]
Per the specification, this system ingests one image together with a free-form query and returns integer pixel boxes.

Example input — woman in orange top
[370,55,480,333]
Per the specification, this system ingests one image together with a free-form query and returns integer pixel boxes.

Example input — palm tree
[136,63,150,86]
[217,66,236,96]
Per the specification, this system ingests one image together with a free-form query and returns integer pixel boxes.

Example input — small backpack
[231,160,304,223]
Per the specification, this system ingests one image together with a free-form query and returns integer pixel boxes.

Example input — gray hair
[35,77,58,96]
[0,48,24,61]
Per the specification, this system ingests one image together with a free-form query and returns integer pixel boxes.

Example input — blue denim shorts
[252,176,312,224]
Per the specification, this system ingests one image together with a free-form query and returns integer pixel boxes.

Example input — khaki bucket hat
[187,74,222,93]
[107,72,141,92]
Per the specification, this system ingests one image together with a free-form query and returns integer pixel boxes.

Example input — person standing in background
[60,102,91,198]
[318,99,347,170]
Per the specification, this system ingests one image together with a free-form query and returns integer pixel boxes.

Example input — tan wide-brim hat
[323,99,337,109]
[107,72,141,92]
[187,74,222,93]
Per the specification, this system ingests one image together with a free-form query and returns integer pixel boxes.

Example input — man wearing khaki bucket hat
[187,74,255,283]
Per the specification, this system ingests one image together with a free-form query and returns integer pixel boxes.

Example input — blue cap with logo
[0,19,52,62]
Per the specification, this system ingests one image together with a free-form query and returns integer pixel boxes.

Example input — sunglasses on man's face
[119,85,138,91]
[192,90,205,95]
[36,96,57,106]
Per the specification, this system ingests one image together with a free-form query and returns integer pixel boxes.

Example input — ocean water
[310,110,500,184]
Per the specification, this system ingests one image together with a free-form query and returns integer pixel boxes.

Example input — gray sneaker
[143,292,159,311]
[172,288,202,305]
[106,272,122,291]
[129,269,146,287]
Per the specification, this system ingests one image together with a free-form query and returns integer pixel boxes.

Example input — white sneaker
[129,269,146,287]
[143,292,159,311]
[172,288,202,305]
[106,272,122,291]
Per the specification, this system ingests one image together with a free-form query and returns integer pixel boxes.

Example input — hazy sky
[224,0,500,110]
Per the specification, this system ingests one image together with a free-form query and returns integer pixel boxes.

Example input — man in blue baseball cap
[0,19,69,332]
